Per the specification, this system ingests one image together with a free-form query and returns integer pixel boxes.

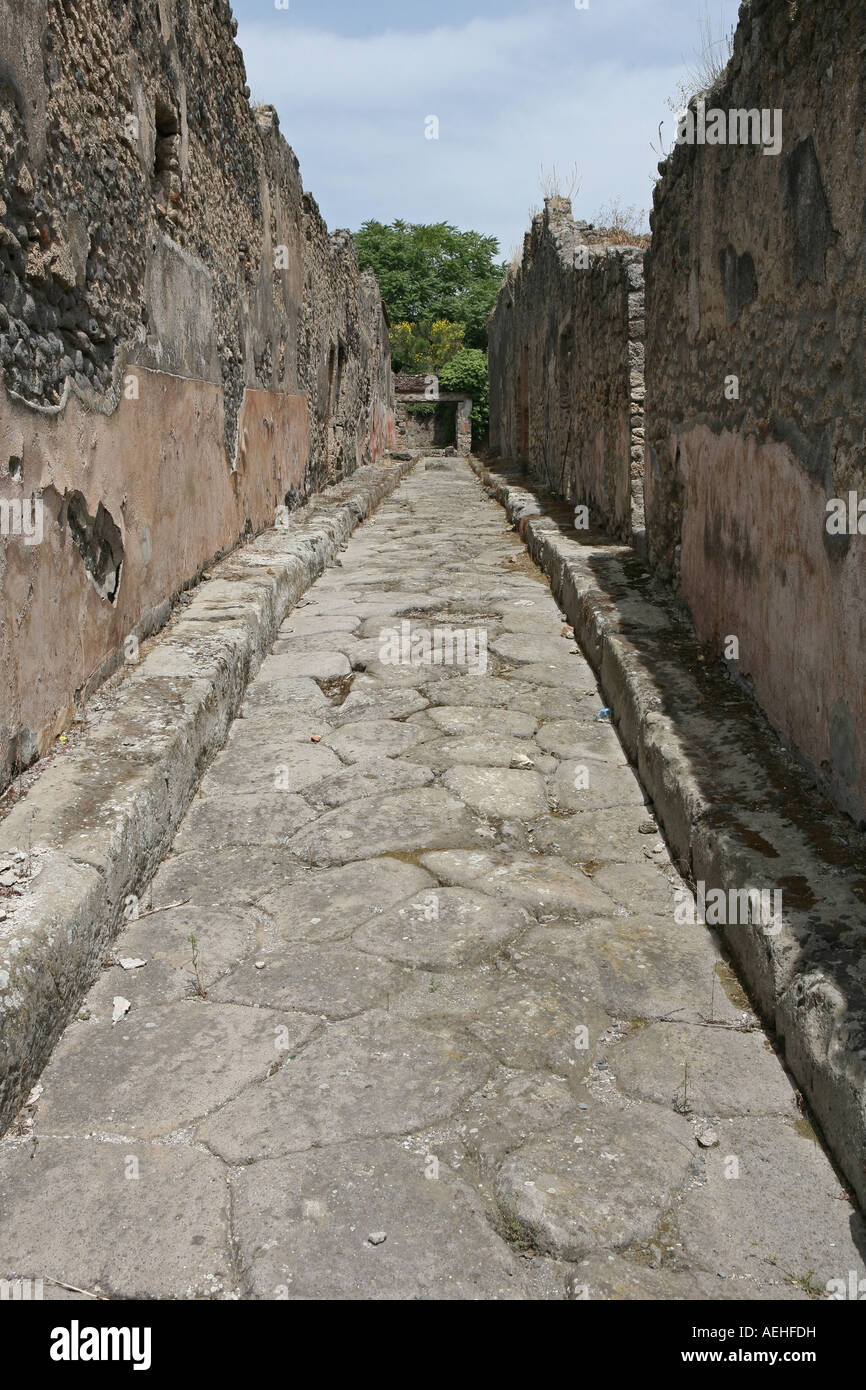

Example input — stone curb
[0,457,415,1135]
[471,456,866,1211]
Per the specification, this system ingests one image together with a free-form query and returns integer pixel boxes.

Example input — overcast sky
[232,0,741,258]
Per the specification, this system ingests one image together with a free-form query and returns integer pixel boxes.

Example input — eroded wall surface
[645,0,866,823]
[488,198,645,543]
[0,0,394,785]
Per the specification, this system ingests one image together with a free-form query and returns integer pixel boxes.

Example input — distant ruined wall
[645,0,866,824]
[393,401,454,451]
[488,198,645,544]
[0,0,394,787]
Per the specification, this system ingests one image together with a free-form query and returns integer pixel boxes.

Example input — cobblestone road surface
[1,458,862,1300]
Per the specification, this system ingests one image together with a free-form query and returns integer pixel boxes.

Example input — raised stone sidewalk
[0,457,862,1300]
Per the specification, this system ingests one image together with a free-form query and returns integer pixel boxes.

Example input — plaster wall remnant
[0,0,395,791]
[645,0,866,824]
[487,198,646,546]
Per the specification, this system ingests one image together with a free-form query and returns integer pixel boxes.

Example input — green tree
[429,319,466,370]
[389,318,465,374]
[355,220,505,349]
[389,321,427,373]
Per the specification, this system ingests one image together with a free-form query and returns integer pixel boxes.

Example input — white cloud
[241,12,551,112]
[236,6,712,252]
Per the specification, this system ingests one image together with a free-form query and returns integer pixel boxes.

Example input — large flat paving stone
[34,1000,317,1139]
[420,849,614,918]
[241,676,329,714]
[490,633,578,666]
[258,650,352,682]
[422,675,538,708]
[94,902,259,1007]
[407,734,547,772]
[464,979,610,1086]
[152,844,296,909]
[353,887,528,968]
[425,705,537,739]
[199,738,342,795]
[534,719,626,761]
[0,1138,232,1300]
[327,684,429,724]
[591,860,678,915]
[550,759,648,812]
[504,921,605,1001]
[390,966,505,1027]
[171,791,318,851]
[211,942,408,1018]
[280,614,361,636]
[271,631,366,658]
[609,1021,799,1118]
[288,789,490,866]
[499,603,568,634]
[577,915,751,1026]
[322,719,429,764]
[257,858,436,944]
[357,654,453,688]
[512,662,598,693]
[533,806,661,865]
[231,1139,536,1300]
[494,1105,695,1259]
[506,689,610,722]
[443,766,548,820]
[302,758,434,811]
[673,1116,866,1288]
[197,1010,492,1163]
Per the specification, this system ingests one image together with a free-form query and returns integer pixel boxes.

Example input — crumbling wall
[645,0,866,823]
[488,198,645,543]
[0,0,394,787]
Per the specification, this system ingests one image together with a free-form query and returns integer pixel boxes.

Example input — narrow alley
[1,457,861,1301]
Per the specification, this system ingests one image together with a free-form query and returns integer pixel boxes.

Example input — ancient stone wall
[394,401,443,451]
[645,0,866,823]
[0,0,394,788]
[488,198,645,544]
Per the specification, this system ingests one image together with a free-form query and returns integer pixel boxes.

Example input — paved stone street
[1,458,863,1300]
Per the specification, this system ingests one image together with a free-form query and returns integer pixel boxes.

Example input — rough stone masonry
[1,457,862,1300]
[646,0,866,827]
[488,200,645,548]
[489,0,866,830]
[0,0,394,792]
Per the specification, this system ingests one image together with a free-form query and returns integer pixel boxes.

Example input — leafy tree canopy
[355,220,505,349]
[389,319,465,374]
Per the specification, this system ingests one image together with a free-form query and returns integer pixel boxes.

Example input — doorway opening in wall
[518,346,530,457]
[325,339,349,473]
[557,325,574,493]
[334,339,347,423]
[153,96,179,182]
[407,400,457,447]
[393,376,473,455]
[326,343,336,411]
[557,326,573,415]
[152,94,182,230]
